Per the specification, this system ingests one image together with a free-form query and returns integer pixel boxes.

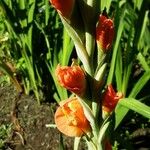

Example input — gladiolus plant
[49,0,150,149]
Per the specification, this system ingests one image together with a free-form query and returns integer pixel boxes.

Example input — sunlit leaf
[118,98,150,119]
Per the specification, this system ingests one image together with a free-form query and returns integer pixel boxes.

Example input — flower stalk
[50,0,116,149]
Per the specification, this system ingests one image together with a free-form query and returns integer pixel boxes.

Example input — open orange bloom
[56,65,86,95]
[55,97,91,137]
[102,85,123,112]
[96,14,114,52]
[50,0,75,18]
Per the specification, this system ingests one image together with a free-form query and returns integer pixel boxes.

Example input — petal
[55,98,91,137]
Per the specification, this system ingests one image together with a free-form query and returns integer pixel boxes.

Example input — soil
[0,84,83,150]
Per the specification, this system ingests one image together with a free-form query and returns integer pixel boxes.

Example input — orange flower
[56,65,86,95]
[102,85,123,112]
[96,14,114,52]
[55,97,91,137]
[50,0,75,18]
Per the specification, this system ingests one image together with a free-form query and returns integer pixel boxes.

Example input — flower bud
[96,14,114,52]
[55,64,86,95]
[102,85,123,113]
[50,0,75,18]
[55,97,91,137]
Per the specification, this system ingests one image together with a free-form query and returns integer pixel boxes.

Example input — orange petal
[55,65,86,95]
[102,85,123,112]
[55,97,91,137]
[96,14,114,52]
[50,0,75,18]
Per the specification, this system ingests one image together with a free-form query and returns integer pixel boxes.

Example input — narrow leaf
[60,16,92,75]
[118,98,150,119]
[129,70,150,98]
[137,52,149,71]
[115,70,150,128]
[115,47,122,91]
[107,10,125,84]
[77,97,95,127]
[62,29,74,66]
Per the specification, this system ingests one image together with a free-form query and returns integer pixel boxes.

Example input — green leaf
[114,104,128,129]
[129,70,150,98]
[77,96,98,139]
[98,121,110,145]
[78,97,95,127]
[28,1,35,24]
[115,47,122,91]
[138,11,149,47]
[45,0,50,26]
[18,0,25,10]
[94,63,107,82]
[118,98,150,119]
[107,8,125,85]
[137,52,149,71]
[115,70,150,129]
[101,0,112,12]
[60,16,92,75]
[62,28,74,66]
[133,1,149,49]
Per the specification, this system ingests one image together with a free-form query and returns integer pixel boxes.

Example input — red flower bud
[56,65,86,95]
[50,0,75,18]
[96,14,114,52]
[55,97,91,137]
[102,85,123,112]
